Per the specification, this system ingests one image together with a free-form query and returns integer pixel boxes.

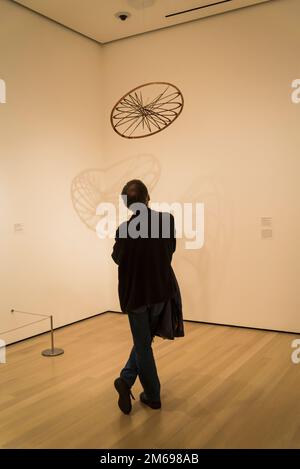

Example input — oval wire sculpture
[110,82,184,139]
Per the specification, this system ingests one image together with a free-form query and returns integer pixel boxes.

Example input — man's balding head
[121,179,149,209]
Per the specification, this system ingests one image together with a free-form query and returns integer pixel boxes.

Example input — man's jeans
[120,302,165,402]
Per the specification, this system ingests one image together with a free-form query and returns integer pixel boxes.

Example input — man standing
[112,179,183,415]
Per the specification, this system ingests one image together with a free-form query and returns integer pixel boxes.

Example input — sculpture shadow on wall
[174,174,234,321]
[71,160,233,321]
[71,154,161,231]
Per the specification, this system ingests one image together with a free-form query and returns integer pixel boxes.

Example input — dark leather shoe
[114,377,135,414]
[140,392,161,409]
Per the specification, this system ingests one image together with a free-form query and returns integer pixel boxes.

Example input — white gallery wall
[102,0,300,332]
[0,0,299,345]
[0,0,112,344]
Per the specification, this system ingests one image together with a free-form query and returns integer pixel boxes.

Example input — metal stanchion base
[42,348,64,357]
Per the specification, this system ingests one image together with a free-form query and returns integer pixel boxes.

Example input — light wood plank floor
[1,312,300,449]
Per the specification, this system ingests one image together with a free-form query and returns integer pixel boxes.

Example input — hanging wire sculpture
[110,82,184,139]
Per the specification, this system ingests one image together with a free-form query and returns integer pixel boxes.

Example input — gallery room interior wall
[0,0,112,344]
[102,0,300,332]
[0,0,299,345]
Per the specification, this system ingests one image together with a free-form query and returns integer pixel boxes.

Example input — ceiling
[13,0,272,44]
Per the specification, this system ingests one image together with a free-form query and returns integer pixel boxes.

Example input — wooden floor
[1,312,300,449]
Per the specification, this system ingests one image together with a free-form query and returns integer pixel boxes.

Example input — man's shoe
[140,392,161,409]
[114,377,135,414]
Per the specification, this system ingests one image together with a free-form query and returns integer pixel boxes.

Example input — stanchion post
[42,315,64,357]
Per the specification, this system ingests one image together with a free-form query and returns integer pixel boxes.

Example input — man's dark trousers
[120,302,165,402]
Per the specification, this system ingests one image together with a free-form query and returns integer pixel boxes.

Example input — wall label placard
[261,217,273,240]
[14,223,24,233]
